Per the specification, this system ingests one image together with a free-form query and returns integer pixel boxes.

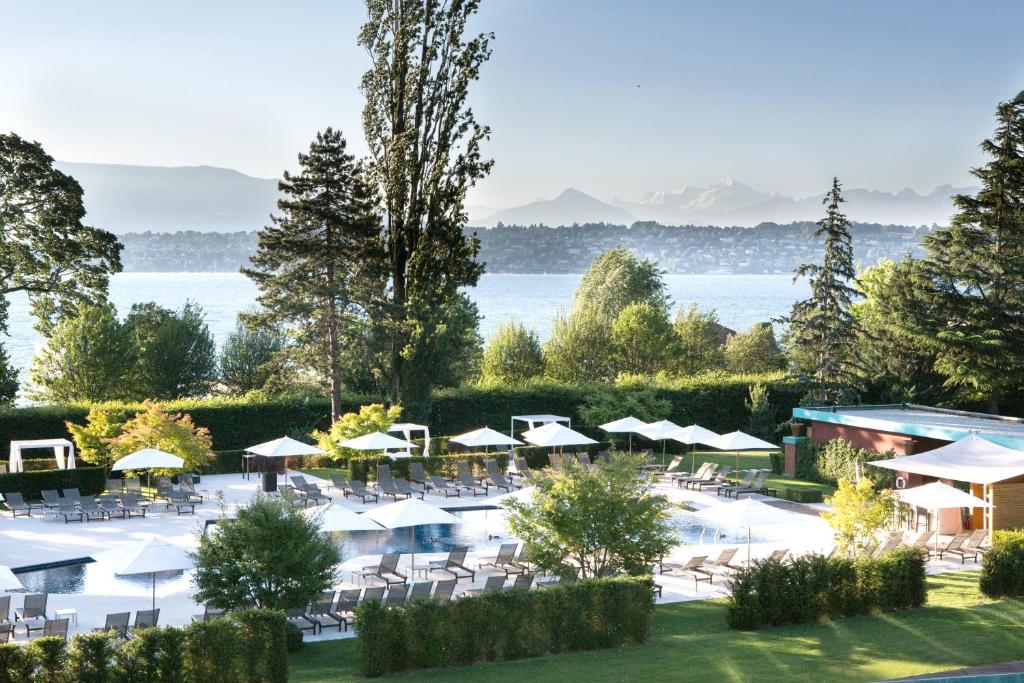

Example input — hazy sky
[2,1,1023,208]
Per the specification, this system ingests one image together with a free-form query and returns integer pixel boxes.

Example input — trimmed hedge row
[980,530,1024,598]
[0,466,107,499]
[355,577,654,677]
[726,548,927,630]
[0,608,288,683]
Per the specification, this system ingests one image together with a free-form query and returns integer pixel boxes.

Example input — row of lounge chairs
[665,462,777,498]
[2,474,205,519]
[331,459,524,504]
[0,593,158,642]
[92,609,160,639]
[354,543,533,588]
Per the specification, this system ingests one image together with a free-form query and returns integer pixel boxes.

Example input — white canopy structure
[522,422,597,449]
[362,498,461,569]
[449,427,523,449]
[110,448,184,471]
[302,503,385,533]
[388,423,430,457]
[510,414,570,437]
[113,537,194,610]
[0,565,24,592]
[868,434,1024,485]
[897,482,993,553]
[340,432,418,457]
[9,439,75,474]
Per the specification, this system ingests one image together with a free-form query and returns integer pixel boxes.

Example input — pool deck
[0,471,980,643]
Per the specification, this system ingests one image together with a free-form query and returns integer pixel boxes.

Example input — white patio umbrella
[113,537,194,611]
[705,431,778,468]
[0,565,24,592]
[670,424,721,474]
[362,498,461,573]
[600,416,648,453]
[449,427,523,451]
[340,432,419,458]
[110,448,184,491]
[898,482,993,555]
[637,420,685,459]
[302,502,386,533]
[244,436,326,478]
[696,498,816,564]
[522,423,598,452]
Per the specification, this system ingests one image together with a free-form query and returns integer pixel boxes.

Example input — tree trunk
[326,253,342,423]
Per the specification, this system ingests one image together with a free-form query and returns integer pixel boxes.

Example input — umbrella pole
[747,527,751,566]
[152,573,156,612]
[691,445,695,476]
[410,527,415,582]
[628,433,632,454]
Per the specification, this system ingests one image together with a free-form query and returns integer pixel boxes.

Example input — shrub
[28,636,67,683]
[0,466,106,500]
[725,548,926,630]
[184,618,240,683]
[980,530,1024,598]
[67,632,116,683]
[110,401,214,474]
[355,577,653,677]
[815,438,895,488]
[232,609,288,683]
[0,642,36,682]
[312,403,403,460]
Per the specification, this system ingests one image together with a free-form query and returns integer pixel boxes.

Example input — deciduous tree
[219,318,285,396]
[823,478,896,557]
[573,247,667,320]
[480,319,545,385]
[611,302,677,375]
[673,303,725,375]
[543,305,617,383]
[125,302,217,400]
[111,402,214,474]
[724,323,785,374]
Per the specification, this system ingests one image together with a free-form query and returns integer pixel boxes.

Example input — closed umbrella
[600,416,648,453]
[670,425,721,475]
[0,566,24,592]
[110,448,184,492]
[696,498,817,564]
[705,431,778,469]
[362,499,461,575]
[113,537,194,611]
[898,482,993,555]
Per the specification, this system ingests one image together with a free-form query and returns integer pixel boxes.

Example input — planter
[789,422,807,437]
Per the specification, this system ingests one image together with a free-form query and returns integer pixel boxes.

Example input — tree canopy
[480,319,545,385]
[573,247,668,320]
[219,318,285,396]
[124,301,218,400]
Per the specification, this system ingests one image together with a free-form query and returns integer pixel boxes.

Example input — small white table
[55,608,78,626]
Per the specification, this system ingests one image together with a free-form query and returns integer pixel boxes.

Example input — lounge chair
[715,469,757,497]
[874,531,904,556]
[93,612,131,638]
[106,478,123,493]
[290,475,329,505]
[900,530,933,550]
[361,586,386,602]
[41,489,62,509]
[376,465,411,501]
[484,460,518,494]
[0,623,12,644]
[15,594,48,628]
[509,456,530,481]
[461,575,505,597]
[428,475,461,498]
[0,595,9,623]
[479,543,527,576]
[394,478,425,500]
[659,456,685,480]
[370,553,408,587]
[661,556,712,589]
[409,462,428,486]
[429,546,475,582]
[156,481,195,515]
[124,478,142,496]
[78,497,110,522]
[705,548,741,574]
[673,462,716,488]
[285,608,318,636]
[767,548,788,562]
[133,609,160,632]
[385,584,409,606]
[693,465,733,491]
[331,589,362,630]
[963,528,990,555]
[933,531,978,563]
[329,473,351,495]
[180,479,205,503]
[306,591,345,632]
[576,453,593,471]
[63,488,83,506]
[190,605,226,623]
[37,618,68,641]
[118,493,148,518]
[54,500,83,523]
[433,579,456,602]
[3,491,43,517]
[507,573,533,591]
[96,495,125,519]
[547,453,562,470]
[408,581,434,602]
[456,463,488,496]
[346,480,379,504]
[729,470,773,499]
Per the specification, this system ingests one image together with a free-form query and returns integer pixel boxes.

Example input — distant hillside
[469,188,635,227]
[56,162,279,234]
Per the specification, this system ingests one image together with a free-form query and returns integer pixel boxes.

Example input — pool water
[14,560,191,595]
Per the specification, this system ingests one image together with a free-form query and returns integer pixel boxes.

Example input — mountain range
[56,162,972,233]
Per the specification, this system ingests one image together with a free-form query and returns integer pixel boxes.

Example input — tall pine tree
[242,129,384,421]
[359,0,492,415]
[782,177,860,404]
[910,90,1024,412]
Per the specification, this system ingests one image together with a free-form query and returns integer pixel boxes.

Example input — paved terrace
[0,472,978,642]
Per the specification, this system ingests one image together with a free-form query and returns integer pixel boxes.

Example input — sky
[2,0,1023,209]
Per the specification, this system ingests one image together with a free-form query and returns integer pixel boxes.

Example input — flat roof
[792,404,1024,450]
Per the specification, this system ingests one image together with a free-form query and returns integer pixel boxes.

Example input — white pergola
[9,439,76,473]
[387,423,430,457]
[510,414,570,438]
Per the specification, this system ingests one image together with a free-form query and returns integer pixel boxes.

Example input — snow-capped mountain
[469,188,635,227]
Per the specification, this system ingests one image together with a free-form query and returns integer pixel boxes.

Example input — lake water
[5,272,809,391]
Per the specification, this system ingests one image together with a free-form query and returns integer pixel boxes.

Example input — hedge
[355,577,654,677]
[0,466,107,499]
[725,548,926,630]
[0,608,287,683]
[793,438,896,488]
[979,530,1024,598]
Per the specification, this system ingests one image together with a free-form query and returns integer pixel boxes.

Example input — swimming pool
[13,560,191,595]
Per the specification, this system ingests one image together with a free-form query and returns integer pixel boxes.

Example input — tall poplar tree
[359,0,493,414]
[782,177,860,404]
[910,90,1024,412]
[243,129,384,421]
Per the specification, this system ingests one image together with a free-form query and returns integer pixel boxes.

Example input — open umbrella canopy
[245,436,325,458]
[897,482,993,510]
[0,565,24,591]
[706,431,777,451]
[302,503,385,532]
[670,424,720,445]
[362,498,460,530]
[339,432,418,452]
[599,416,648,433]
[637,420,685,441]
[695,498,813,529]
[869,434,1024,485]
[111,448,184,471]
[449,427,523,448]
[522,422,598,448]
[114,537,195,576]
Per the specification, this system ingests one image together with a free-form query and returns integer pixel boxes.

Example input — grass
[298,467,350,481]
[289,571,1024,682]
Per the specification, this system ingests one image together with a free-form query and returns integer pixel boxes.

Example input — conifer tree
[909,90,1024,412]
[243,129,384,421]
[782,178,859,404]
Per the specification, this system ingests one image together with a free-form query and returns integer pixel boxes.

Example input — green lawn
[298,467,350,481]
[289,571,1024,682]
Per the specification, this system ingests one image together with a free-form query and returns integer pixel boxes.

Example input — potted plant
[789,421,807,437]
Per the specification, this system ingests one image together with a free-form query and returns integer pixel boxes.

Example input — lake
[5,272,809,390]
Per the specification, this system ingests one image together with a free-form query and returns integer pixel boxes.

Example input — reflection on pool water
[14,507,765,594]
